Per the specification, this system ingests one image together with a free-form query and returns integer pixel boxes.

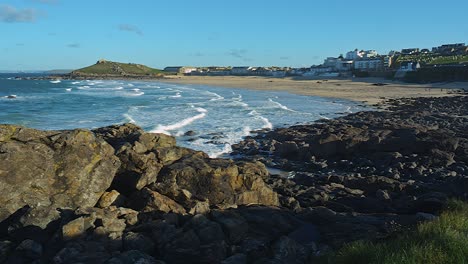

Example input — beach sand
[161,76,467,105]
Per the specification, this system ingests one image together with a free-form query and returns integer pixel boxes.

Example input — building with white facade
[230,66,253,75]
[346,49,364,60]
[353,58,384,71]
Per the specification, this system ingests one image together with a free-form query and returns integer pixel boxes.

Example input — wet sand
[161,76,467,105]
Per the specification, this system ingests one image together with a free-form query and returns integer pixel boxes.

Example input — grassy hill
[71,59,165,77]
[394,54,468,68]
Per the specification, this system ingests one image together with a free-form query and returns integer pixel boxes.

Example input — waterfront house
[399,61,421,71]
[353,57,384,71]
[164,66,198,74]
[231,66,253,75]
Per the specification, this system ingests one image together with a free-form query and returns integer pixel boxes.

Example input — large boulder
[152,153,279,210]
[0,125,120,227]
[94,124,192,195]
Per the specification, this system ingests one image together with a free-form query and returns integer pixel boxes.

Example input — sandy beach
[161,76,467,105]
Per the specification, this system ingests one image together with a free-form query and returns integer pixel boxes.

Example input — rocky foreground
[0,96,467,263]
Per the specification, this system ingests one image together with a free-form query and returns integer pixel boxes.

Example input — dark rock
[122,232,155,255]
[221,253,247,264]
[0,125,120,227]
[15,239,42,259]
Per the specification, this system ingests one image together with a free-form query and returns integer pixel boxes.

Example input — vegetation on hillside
[394,54,468,67]
[72,60,166,76]
[316,200,468,264]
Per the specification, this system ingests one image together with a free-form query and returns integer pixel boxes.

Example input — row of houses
[164,66,289,77]
[163,43,467,78]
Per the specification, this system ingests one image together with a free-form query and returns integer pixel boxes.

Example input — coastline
[0,95,467,263]
[159,75,467,105]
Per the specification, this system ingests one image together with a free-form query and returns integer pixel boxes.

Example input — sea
[0,74,366,157]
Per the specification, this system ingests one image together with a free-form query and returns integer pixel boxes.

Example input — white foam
[77,86,90,90]
[127,83,135,87]
[206,91,224,101]
[170,92,182,98]
[71,81,81,84]
[248,110,273,130]
[123,113,136,123]
[258,116,273,129]
[132,88,141,92]
[151,107,207,135]
[268,98,297,112]
[208,144,233,158]
[65,88,72,92]
[128,92,144,96]
[50,80,61,84]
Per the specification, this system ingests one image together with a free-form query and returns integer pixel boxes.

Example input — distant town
[163,43,468,81]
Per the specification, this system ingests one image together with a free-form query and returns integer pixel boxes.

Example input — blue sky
[1,0,467,70]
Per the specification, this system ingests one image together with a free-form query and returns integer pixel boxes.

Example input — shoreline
[16,74,467,105]
[159,75,467,105]
[0,96,466,263]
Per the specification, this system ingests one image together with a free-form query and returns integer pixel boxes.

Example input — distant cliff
[70,59,166,78]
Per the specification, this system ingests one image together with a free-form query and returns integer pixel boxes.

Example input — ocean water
[0,74,366,157]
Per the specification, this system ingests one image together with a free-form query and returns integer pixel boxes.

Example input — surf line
[150,107,207,135]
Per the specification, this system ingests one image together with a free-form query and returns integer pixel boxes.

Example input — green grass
[395,54,468,67]
[317,200,468,264]
[429,55,468,65]
[73,60,166,76]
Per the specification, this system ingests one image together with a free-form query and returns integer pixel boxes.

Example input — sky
[1,0,468,71]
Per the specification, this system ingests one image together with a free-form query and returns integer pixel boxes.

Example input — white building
[354,58,384,71]
[306,66,334,76]
[323,57,339,68]
[346,49,364,60]
[335,60,353,71]
[363,50,378,58]
[230,66,253,75]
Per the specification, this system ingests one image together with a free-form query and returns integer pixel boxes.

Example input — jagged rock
[98,190,126,208]
[271,236,309,263]
[221,253,247,264]
[0,125,120,227]
[122,232,155,255]
[154,154,279,209]
[15,239,43,259]
[94,124,191,195]
[210,210,248,244]
[62,217,86,240]
[129,187,186,214]
[0,241,13,263]
[106,250,162,264]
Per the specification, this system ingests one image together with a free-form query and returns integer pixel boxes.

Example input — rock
[105,250,160,264]
[184,130,197,136]
[94,124,181,195]
[272,236,308,263]
[122,232,155,255]
[211,210,248,244]
[160,229,201,263]
[221,253,247,264]
[187,214,225,244]
[154,154,279,209]
[0,241,13,263]
[129,187,186,214]
[62,217,86,240]
[376,189,391,201]
[0,125,120,227]
[98,190,126,208]
[16,239,43,259]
